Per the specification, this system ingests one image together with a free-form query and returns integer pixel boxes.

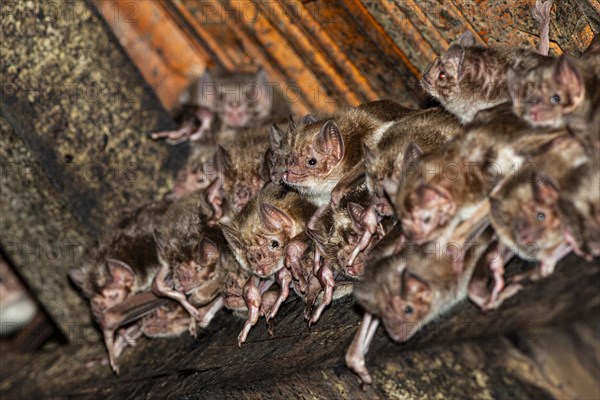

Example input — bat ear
[213,145,232,174]
[306,226,327,245]
[200,238,220,265]
[506,67,520,103]
[301,114,318,125]
[401,269,432,303]
[347,202,365,231]
[315,119,344,162]
[404,143,424,164]
[153,230,169,252]
[363,144,377,168]
[456,31,476,47]
[68,267,86,289]
[253,68,272,115]
[106,258,136,288]
[532,172,559,205]
[259,203,293,232]
[553,55,585,111]
[442,44,465,76]
[288,115,297,132]
[270,123,285,150]
[219,222,243,249]
[198,69,217,109]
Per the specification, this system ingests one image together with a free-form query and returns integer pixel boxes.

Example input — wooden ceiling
[96,0,599,116]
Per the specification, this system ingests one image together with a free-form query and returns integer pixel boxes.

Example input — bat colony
[69,1,599,383]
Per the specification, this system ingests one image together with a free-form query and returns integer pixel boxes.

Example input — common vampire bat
[280,100,409,206]
[347,218,493,384]
[421,0,553,124]
[220,184,317,343]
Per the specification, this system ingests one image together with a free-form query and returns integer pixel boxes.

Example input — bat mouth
[283,168,308,182]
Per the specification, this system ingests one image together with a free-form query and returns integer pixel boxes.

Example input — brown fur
[221,184,317,278]
[282,100,408,205]
[365,107,461,211]
[184,69,291,131]
[355,226,494,342]
[393,104,561,244]
[422,37,550,123]
[490,135,590,263]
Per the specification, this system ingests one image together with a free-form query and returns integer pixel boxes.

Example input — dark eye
[307,158,317,166]
[438,71,446,80]
[537,212,545,222]
[271,240,279,249]
[404,305,413,315]
[423,216,431,224]
[550,94,560,104]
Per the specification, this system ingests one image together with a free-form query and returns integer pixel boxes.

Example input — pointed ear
[456,31,476,47]
[213,145,232,174]
[347,202,365,231]
[68,267,86,289]
[219,222,243,249]
[401,269,432,302]
[532,172,559,205]
[553,56,584,110]
[301,114,318,124]
[404,143,424,164]
[363,144,377,168]
[442,44,465,75]
[253,68,272,113]
[506,67,520,103]
[200,238,220,265]
[306,227,327,245]
[106,258,136,288]
[416,184,452,207]
[288,115,297,132]
[198,70,217,109]
[270,123,284,150]
[153,230,169,253]
[314,120,344,162]
[383,176,399,198]
[259,203,293,232]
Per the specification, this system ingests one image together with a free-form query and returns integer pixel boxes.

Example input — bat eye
[404,305,413,315]
[423,216,431,224]
[550,94,560,104]
[537,212,545,222]
[271,240,280,249]
[438,71,446,80]
[307,158,317,167]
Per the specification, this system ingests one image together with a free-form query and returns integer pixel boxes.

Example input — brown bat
[421,0,552,124]
[347,215,492,384]
[489,134,589,286]
[152,190,231,335]
[220,184,317,344]
[507,51,600,136]
[69,234,163,373]
[348,107,461,265]
[388,103,562,245]
[280,100,410,206]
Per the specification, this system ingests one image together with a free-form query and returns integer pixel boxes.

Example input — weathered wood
[0,254,598,398]
[0,1,188,335]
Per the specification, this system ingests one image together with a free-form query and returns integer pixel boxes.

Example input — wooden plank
[0,254,598,398]
[95,0,209,112]
[0,1,187,336]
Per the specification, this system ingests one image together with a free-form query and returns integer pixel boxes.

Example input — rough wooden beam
[0,1,187,336]
[0,254,598,398]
